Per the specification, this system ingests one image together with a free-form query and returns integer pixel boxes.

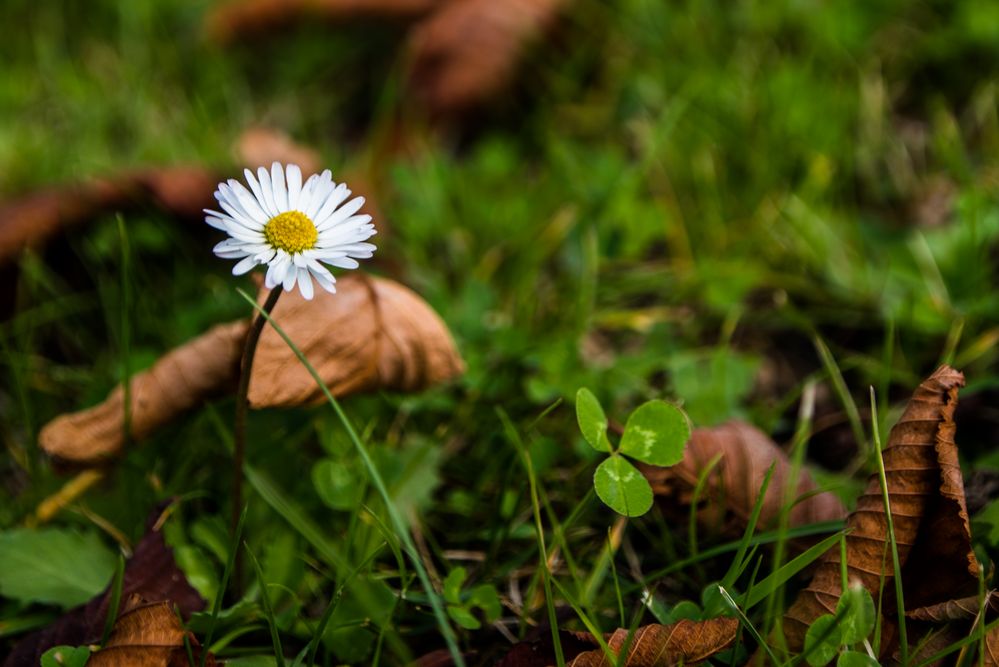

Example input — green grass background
[2,0,999,663]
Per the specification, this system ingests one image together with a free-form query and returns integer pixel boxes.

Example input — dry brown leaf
[985,624,999,667]
[39,320,249,465]
[249,273,464,406]
[783,365,976,652]
[38,274,463,465]
[566,618,739,667]
[908,591,999,623]
[0,166,217,264]
[235,127,322,176]
[406,0,569,117]
[87,598,214,667]
[641,421,845,537]
[206,0,440,43]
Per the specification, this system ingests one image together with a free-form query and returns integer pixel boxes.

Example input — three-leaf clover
[576,388,691,517]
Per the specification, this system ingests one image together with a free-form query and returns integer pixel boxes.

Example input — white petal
[243,169,275,217]
[304,171,335,220]
[310,266,336,294]
[311,183,350,224]
[215,192,262,231]
[232,256,259,275]
[282,262,298,291]
[226,179,269,223]
[297,174,318,216]
[271,162,288,212]
[316,196,365,231]
[286,164,302,210]
[297,267,314,300]
[265,252,290,288]
[205,215,227,230]
[322,256,360,269]
[257,167,279,216]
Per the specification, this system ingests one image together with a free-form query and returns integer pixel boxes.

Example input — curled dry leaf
[87,597,214,667]
[235,126,322,176]
[566,618,739,667]
[783,365,977,652]
[907,591,999,622]
[39,320,249,465]
[206,0,440,43]
[641,421,845,536]
[249,273,464,407]
[0,166,217,264]
[37,274,463,465]
[4,504,204,667]
[406,0,569,117]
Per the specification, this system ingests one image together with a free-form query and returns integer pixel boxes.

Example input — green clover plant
[575,388,691,517]
[803,584,878,667]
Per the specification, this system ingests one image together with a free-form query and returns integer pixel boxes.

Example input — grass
[2,0,999,664]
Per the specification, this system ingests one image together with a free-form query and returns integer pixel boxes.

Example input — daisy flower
[206,162,376,300]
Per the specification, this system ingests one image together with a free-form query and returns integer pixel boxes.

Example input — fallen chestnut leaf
[86,597,214,667]
[405,0,569,118]
[566,618,739,667]
[641,421,845,537]
[783,365,978,653]
[205,0,440,44]
[249,273,464,407]
[0,167,217,265]
[235,126,322,176]
[39,320,249,465]
[38,274,463,465]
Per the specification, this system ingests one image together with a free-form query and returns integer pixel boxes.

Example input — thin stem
[232,287,282,592]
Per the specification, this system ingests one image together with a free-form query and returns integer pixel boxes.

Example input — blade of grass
[764,380,815,642]
[721,463,776,589]
[718,585,780,666]
[201,505,247,667]
[740,530,846,610]
[814,335,868,466]
[245,544,285,667]
[870,387,906,664]
[100,552,126,647]
[499,408,565,667]
[236,288,463,667]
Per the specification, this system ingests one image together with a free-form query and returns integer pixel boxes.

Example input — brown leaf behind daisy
[249,273,464,407]
[38,274,464,466]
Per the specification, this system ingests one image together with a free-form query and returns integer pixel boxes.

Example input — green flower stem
[231,286,282,593]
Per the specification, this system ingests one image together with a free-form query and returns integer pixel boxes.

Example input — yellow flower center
[263,211,318,254]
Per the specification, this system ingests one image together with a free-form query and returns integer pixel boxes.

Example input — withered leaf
[249,273,464,407]
[4,504,204,667]
[38,275,463,465]
[908,591,999,623]
[406,0,569,117]
[206,0,440,43]
[566,618,739,667]
[641,421,845,537]
[986,624,999,667]
[87,597,214,667]
[39,320,249,465]
[0,166,217,264]
[783,365,976,652]
[235,127,322,176]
